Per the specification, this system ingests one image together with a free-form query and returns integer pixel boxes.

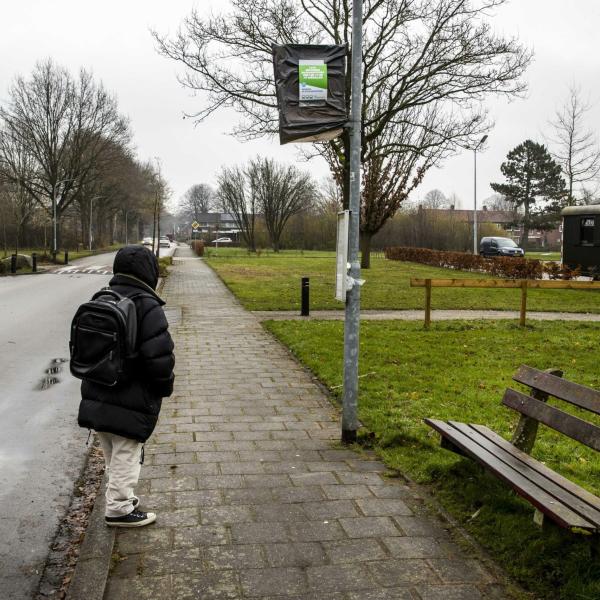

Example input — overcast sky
[1,0,599,211]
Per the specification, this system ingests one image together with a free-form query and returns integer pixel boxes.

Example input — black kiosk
[561,205,600,273]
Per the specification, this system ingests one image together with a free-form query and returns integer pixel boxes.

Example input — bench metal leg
[440,436,469,458]
[591,536,600,559]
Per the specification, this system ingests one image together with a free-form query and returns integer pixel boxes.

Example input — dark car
[479,236,525,257]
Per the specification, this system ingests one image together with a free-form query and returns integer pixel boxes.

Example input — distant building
[423,205,561,249]
[189,213,240,239]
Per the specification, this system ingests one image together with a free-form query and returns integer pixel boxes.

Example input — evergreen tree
[490,140,565,248]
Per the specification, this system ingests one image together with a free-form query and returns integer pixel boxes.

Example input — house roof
[194,212,237,224]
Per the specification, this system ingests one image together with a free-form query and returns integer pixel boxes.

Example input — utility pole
[341,0,363,444]
[473,134,488,254]
[154,157,162,258]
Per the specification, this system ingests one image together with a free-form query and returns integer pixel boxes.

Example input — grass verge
[206,253,600,313]
[158,256,173,278]
[1,244,124,263]
[264,319,600,599]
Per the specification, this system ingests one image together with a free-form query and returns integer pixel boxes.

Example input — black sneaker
[105,510,156,528]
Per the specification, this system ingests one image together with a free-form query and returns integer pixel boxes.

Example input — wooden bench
[425,365,600,533]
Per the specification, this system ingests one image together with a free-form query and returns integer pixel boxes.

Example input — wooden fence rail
[410,278,600,328]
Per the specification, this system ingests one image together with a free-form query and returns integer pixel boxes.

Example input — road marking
[52,265,113,275]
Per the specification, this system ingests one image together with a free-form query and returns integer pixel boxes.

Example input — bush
[190,240,204,257]
[383,246,577,280]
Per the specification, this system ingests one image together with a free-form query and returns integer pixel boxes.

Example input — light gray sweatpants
[97,432,142,518]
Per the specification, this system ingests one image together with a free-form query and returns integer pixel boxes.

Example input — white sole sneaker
[105,511,156,528]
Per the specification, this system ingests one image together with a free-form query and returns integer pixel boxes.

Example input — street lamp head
[480,134,488,145]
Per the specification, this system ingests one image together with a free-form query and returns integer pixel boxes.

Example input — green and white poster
[299,60,327,104]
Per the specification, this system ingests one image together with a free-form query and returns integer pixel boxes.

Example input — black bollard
[11,254,17,274]
[64,251,69,265]
[301,277,310,317]
[32,253,37,273]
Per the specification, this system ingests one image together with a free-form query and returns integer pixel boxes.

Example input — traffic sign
[191,221,200,229]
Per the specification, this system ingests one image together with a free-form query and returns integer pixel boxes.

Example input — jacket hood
[112,245,159,290]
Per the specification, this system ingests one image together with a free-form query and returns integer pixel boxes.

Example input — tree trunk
[520,224,529,249]
[360,231,372,269]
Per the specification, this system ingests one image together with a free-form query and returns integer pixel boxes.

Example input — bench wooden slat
[411,278,522,289]
[513,365,600,416]
[410,278,600,290]
[503,388,600,452]
[471,424,600,516]
[450,422,600,527]
[424,418,596,530]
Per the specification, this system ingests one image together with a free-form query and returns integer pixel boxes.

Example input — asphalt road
[0,245,175,598]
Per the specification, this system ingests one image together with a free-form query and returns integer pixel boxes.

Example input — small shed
[561,205,600,272]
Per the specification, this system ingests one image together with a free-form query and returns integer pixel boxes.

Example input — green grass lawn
[206,252,600,313]
[264,319,600,599]
[526,251,561,261]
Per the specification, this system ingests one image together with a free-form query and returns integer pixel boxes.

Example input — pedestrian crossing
[52,265,113,275]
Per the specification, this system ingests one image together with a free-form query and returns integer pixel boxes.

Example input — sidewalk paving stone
[102,247,509,599]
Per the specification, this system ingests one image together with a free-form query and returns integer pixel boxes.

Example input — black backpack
[69,288,147,386]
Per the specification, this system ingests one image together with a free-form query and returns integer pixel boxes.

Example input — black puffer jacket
[78,245,175,442]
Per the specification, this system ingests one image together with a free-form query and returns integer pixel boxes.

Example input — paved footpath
[104,246,509,600]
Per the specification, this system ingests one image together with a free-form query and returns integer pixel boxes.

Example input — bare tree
[0,59,130,256]
[179,184,215,222]
[250,157,314,252]
[217,166,258,252]
[0,131,37,253]
[485,193,513,212]
[549,85,600,206]
[322,101,476,266]
[154,0,531,266]
[423,189,448,209]
[315,176,343,215]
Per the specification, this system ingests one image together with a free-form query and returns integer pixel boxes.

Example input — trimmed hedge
[384,247,580,280]
[190,240,205,257]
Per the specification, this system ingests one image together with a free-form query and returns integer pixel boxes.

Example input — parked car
[211,237,232,244]
[142,237,153,246]
[480,237,525,257]
[159,238,171,248]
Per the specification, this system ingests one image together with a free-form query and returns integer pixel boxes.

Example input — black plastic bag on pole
[272,44,348,145]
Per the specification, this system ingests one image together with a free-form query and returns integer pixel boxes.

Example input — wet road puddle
[37,358,68,390]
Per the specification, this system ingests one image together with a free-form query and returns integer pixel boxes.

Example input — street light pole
[341,0,363,444]
[89,196,94,251]
[473,134,488,254]
[52,184,58,260]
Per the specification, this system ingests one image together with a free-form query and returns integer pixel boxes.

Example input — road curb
[66,476,114,600]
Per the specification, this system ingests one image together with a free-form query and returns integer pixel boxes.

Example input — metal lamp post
[472,134,488,254]
[89,196,94,252]
[341,0,364,444]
